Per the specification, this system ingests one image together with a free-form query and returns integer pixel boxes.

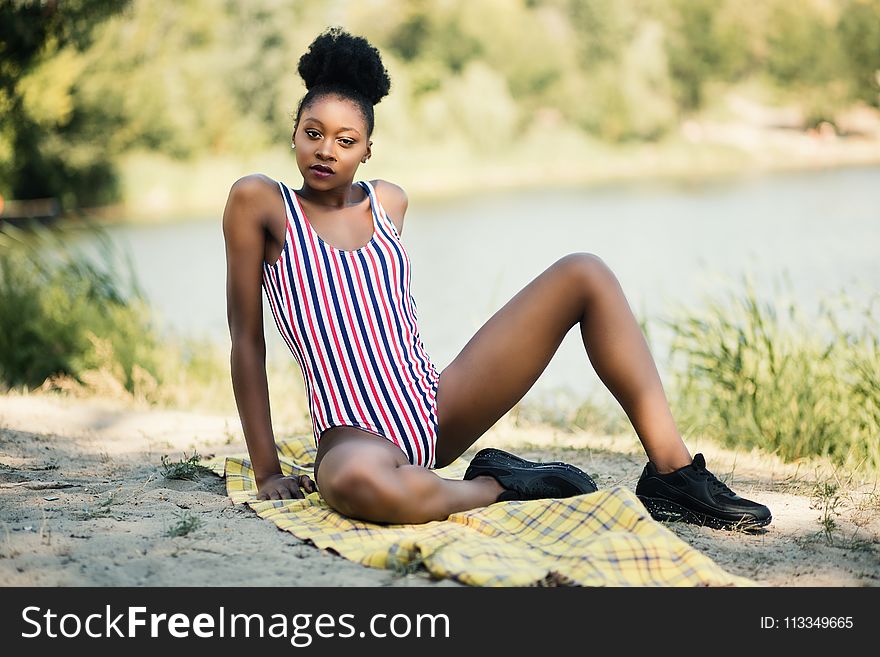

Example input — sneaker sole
[469,448,597,487]
[466,449,598,497]
[637,495,771,531]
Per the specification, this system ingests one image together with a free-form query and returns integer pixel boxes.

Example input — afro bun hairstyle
[293,26,391,138]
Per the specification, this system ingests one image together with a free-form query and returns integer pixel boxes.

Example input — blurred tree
[664,0,726,111]
[837,0,880,107]
[765,1,849,127]
[388,0,482,71]
[765,1,841,88]
[3,0,879,210]
[0,0,128,207]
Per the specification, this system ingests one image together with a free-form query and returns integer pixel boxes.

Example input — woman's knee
[320,458,405,520]
[557,252,617,303]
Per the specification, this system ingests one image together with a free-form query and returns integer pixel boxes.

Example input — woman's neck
[296,181,363,209]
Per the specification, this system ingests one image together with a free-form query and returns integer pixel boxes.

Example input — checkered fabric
[205,436,755,587]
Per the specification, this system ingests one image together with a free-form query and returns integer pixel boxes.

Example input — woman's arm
[223,175,314,499]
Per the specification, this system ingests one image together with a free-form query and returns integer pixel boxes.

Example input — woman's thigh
[314,426,409,483]
[434,253,605,467]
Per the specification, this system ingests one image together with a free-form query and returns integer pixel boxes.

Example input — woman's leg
[314,427,503,524]
[434,252,692,473]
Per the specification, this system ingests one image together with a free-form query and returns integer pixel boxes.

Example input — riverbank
[1,390,877,586]
[72,97,880,225]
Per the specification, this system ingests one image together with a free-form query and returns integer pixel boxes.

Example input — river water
[69,165,880,406]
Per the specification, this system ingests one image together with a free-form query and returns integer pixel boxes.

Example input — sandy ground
[1,391,878,587]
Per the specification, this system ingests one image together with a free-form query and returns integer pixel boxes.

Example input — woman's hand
[256,473,317,500]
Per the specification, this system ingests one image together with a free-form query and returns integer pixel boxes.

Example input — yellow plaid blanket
[206,436,754,587]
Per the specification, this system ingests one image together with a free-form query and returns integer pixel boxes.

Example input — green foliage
[665,0,736,109]
[385,0,482,73]
[160,451,213,481]
[0,220,161,392]
[663,275,880,473]
[0,0,128,206]
[3,0,879,205]
[74,491,122,521]
[164,509,204,537]
[837,0,880,107]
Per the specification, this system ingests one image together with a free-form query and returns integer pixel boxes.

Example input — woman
[223,27,771,530]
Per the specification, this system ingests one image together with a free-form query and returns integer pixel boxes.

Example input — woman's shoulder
[230,173,280,198]
[370,179,409,232]
[226,173,284,221]
[369,179,407,201]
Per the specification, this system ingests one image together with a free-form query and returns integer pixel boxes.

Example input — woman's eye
[340,139,354,146]
[306,129,320,138]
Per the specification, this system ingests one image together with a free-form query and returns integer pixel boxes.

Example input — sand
[1,391,877,587]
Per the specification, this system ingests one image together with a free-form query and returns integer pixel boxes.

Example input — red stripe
[368,227,434,464]
[300,208,374,434]
[276,250,329,432]
[264,265,320,441]
[328,249,404,453]
[374,198,438,412]
[371,192,439,465]
[372,211,434,399]
[364,247,425,465]
[382,202,437,404]
[285,197,344,427]
[348,248,423,458]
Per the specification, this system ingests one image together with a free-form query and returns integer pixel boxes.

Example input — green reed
[662,273,880,473]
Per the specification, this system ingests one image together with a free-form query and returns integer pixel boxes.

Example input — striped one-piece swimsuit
[262,179,441,469]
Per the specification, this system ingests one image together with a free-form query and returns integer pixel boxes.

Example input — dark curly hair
[293,26,391,139]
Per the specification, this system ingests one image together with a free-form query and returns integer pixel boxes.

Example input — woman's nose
[315,139,335,160]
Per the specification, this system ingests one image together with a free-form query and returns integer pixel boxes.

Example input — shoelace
[692,462,735,497]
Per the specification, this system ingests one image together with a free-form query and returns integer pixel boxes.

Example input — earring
[291,143,296,150]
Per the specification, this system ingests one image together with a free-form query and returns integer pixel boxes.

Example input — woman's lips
[310,166,334,178]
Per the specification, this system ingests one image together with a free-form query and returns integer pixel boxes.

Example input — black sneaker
[635,453,772,530]
[464,448,598,502]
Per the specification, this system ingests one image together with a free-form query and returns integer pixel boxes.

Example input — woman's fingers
[286,480,303,499]
[256,475,314,501]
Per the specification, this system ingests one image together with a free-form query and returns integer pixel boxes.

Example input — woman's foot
[464,448,598,502]
[636,453,772,530]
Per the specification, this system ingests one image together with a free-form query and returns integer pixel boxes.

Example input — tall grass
[0,219,163,396]
[663,274,880,473]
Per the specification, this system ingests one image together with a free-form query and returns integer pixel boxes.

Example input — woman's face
[292,95,371,187]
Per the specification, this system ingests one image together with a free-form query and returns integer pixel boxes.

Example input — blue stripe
[337,251,415,464]
[362,182,435,393]
[359,181,434,459]
[262,266,322,444]
[317,244,386,432]
[278,183,341,427]
[360,181,437,459]
[363,219,434,458]
[285,185,360,423]
[356,248,432,461]
[361,181,431,385]
[370,221,435,409]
